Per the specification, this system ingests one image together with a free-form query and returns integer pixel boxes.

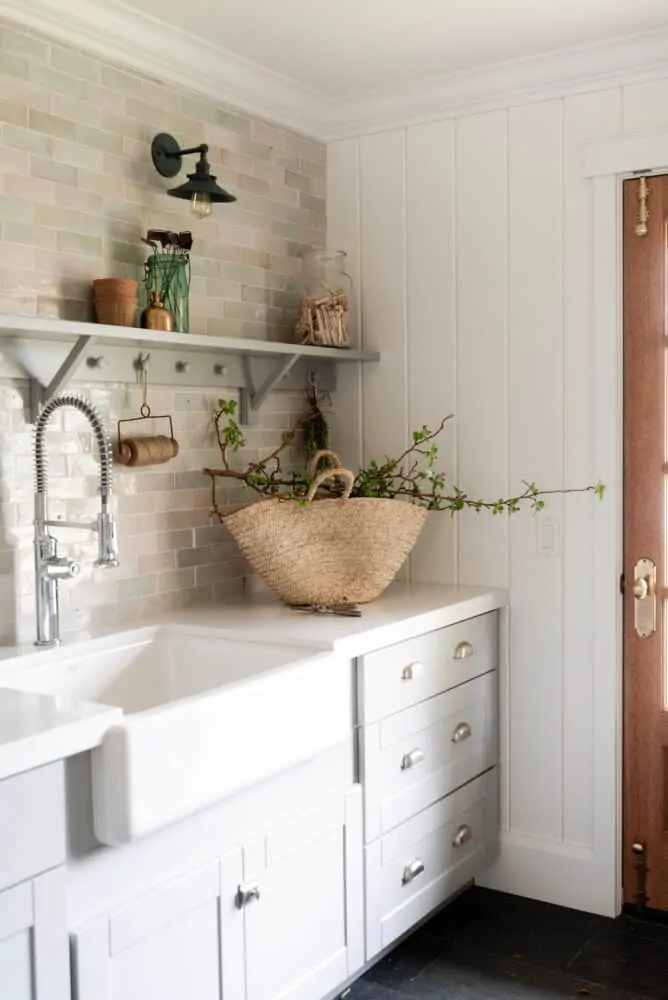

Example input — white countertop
[163,582,506,657]
[0,582,504,783]
[0,687,120,782]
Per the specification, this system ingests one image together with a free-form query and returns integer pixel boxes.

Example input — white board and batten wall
[329,75,668,917]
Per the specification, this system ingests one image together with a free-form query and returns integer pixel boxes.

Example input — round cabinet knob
[236,882,261,908]
[86,356,107,370]
[401,661,423,681]
[454,640,473,660]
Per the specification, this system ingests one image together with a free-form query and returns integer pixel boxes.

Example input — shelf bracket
[239,353,300,424]
[28,334,94,422]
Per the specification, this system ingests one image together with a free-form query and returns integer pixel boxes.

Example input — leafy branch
[203,400,605,519]
[206,398,325,502]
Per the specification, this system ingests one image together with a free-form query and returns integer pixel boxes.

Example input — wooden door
[623,174,668,912]
[0,869,70,1000]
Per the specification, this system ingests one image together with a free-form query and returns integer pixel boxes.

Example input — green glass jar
[144,254,190,333]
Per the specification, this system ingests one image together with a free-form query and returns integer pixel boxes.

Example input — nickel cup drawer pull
[451,722,472,743]
[402,859,425,885]
[401,748,425,770]
[401,661,423,681]
[452,824,473,848]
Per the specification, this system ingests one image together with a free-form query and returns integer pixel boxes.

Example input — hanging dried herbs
[302,383,332,463]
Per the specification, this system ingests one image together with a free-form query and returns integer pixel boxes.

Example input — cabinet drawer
[0,763,65,892]
[362,671,497,840]
[365,770,498,959]
[359,613,498,724]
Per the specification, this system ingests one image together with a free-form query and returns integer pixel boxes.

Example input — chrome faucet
[33,393,119,647]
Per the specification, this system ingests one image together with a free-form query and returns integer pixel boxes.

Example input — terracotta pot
[93,278,138,298]
[94,297,137,326]
[93,278,138,327]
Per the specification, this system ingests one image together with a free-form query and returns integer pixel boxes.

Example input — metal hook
[134,353,151,381]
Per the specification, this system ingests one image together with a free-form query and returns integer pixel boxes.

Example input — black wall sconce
[151,133,236,219]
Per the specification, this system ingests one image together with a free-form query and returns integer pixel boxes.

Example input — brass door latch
[633,558,657,638]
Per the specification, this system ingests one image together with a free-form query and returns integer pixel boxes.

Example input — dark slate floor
[348,887,668,1000]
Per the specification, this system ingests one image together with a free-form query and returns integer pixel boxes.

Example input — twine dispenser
[116,358,179,467]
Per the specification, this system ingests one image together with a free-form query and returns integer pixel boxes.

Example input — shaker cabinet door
[227,786,364,1000]
[71,860,223,1000]
[0,869,69,1000]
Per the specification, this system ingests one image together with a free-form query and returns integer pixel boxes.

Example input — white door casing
[585,129,668,917]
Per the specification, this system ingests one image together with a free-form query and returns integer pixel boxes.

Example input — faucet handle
[95,512,119,568]
[44,557,81,580]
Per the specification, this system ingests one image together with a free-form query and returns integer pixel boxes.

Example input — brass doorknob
[633,577,649,600]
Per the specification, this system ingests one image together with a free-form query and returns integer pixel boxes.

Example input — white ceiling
[118,0,668,98]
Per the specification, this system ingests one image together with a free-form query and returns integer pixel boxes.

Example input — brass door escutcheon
[633,557,657,638]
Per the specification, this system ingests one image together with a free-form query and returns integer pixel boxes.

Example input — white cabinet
[358,612,500,959]
[359,613,498,723]
[0,764,69,1000]
[65,604,500,1000]
[0,869,69,1000]
[72,860,224,1000]
[0,764,65,894]
[362,670,497,840]
[72,786,364,1000]
[365,770,498,957]
[222,786,363,1000]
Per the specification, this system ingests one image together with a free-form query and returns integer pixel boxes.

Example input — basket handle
[306,449,342,478]
[306,467,355,503]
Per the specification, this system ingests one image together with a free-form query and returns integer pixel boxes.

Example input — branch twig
[205,401,605,521]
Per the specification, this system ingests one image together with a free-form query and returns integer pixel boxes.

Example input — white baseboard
[478,831,619,917]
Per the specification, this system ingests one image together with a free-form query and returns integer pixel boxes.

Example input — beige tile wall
[0,20,327,643]
[0,383,309,643]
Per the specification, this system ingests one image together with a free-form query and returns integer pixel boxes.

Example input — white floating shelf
[0,315,379,422]
[0,316,378,362]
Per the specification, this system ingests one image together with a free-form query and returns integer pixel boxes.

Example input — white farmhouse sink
[1,627,351,845]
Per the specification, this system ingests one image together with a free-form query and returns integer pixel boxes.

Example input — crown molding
[324,27,668,139]
[0,0,327,138]
[2,2,668,142]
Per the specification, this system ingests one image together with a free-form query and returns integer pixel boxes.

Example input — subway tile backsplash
[0,20,327,643]
[0,383,309,643]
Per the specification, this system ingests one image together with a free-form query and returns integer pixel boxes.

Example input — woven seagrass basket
[223,451,427,606]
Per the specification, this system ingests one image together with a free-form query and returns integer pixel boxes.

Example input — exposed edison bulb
[190,191,212,219]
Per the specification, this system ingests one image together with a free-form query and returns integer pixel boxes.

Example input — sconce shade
[167,158,236,203]
[151,132,236,211]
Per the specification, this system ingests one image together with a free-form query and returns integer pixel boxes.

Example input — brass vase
[141,287,174,332]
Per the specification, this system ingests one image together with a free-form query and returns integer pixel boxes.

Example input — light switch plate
[537,516,560,557]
